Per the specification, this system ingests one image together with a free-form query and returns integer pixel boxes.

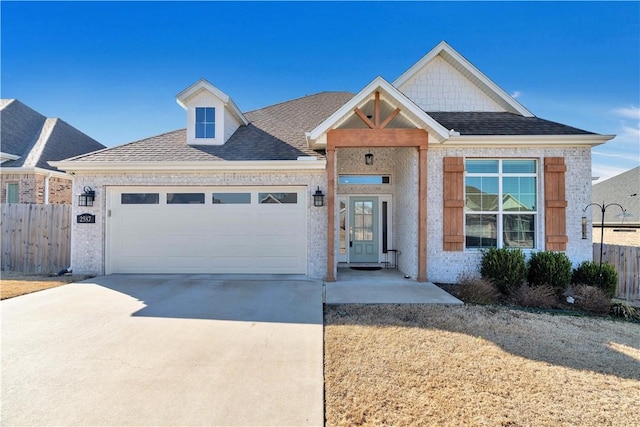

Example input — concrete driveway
[1,274,323,426]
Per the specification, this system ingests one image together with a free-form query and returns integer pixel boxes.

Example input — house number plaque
[77,213,96,224]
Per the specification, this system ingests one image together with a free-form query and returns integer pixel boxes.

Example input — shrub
[610,303,640,321]
[527,251,572,293]
[513,284,557,309]
[573,285,611,314]
[457,274,501,305]
[571,261,618,298]
[480,248,527,295]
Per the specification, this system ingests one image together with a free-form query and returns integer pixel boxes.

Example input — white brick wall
[427,146,593,283]
[71,170,327,278]
[72,146,594,284]
[337,148,396,195]
[397,56,505,112]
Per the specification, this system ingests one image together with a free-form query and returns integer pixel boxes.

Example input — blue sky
[2,1,639,182]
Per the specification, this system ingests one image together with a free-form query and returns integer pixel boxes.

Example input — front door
[349,196,379,263]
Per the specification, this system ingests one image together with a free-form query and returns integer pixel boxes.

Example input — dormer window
[177,79,248,146]
[195,107,215,139]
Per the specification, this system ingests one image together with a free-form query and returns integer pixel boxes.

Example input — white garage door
[106,186,307,274]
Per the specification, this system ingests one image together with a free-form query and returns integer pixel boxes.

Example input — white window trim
[195,107,216,140]
[6,182,19,203]
[464,159,539,251]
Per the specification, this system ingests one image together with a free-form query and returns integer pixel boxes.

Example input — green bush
[480,248,527,295]
[571,261,618,298]
[527,251,572,293]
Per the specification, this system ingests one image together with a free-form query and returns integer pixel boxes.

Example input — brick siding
[0,173,72,204]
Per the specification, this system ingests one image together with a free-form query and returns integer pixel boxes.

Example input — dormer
[176,79,248,145]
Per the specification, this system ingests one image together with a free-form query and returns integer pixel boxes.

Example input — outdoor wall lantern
[313,186,325,207]
[364,150,374,166]
[581,216,588,240]
[78,186,96,207]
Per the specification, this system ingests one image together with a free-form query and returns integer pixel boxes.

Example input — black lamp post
[582,201,626,286]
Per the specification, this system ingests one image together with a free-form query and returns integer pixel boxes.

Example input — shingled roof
[70,91,355,162]
[427,111,594,136]
[62,92,601,164]
[1,99,105,170]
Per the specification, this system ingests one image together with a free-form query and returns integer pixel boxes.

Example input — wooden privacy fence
[1,203,71,274]
[593,243,640,302]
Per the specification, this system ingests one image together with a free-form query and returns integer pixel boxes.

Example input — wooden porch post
[418,144,428,282]
[326,147,336,282]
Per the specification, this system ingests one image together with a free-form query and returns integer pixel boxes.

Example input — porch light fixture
[364,150,374,166]
[313,186,325,207]
[78,186,96,207]
[581,216,588,239]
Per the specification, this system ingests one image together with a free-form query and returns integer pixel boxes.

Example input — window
[6,183,19,203]
[212,193,251,204]
[465,159,537,249]
[195,107,215,139]
[167,193,205,204]
[259,192,297,204]
[338,175,391,184]
[353,200,374,241]
[121,193,159,204]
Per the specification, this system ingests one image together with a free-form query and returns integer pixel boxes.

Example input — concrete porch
[324,267,463,304]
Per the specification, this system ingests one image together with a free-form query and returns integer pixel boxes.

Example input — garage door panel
[107,186,307,274]
[209,244,253,257]
[117,235,208,256]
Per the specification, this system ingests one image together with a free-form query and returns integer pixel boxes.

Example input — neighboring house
[591,167,640,247]
[0,99,105,204]
[51,42,614,282]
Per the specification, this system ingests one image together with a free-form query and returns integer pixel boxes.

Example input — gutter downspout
[44,173,52,204]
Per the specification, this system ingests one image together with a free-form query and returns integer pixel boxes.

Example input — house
[1,99,105,204]
[590,167,640,246]
[51,42,614,283]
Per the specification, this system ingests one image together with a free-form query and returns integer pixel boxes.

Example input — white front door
[106,186,307,274]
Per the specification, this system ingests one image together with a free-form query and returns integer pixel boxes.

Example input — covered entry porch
[325,92,429,282]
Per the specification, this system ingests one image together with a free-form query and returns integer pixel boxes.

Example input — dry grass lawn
[0,272,82,300]
[325,304,640,426]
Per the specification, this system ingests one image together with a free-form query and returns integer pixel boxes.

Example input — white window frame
[195,107,216,139]
[6,182,19,203]
[464,159,538,250]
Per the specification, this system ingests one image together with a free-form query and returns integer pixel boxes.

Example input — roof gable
[394,41,533,116]
[0,99,47,157]
[307,76,451,146]
[1,99,105,171]
[176,79,248,126]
